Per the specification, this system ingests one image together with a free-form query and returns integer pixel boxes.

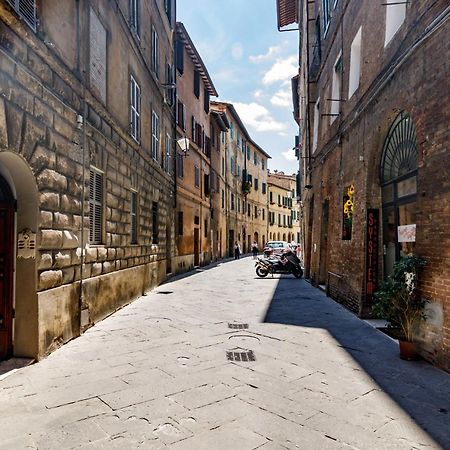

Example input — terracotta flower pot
[399,340,419,360]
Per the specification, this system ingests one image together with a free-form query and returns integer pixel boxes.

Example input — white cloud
[253,89,264,100]
[231,42,244,60]
[282,148,297,161]
[263,56,298,85]
[232,102,287,133]
[249,45,282,63]
[271,89,292,107]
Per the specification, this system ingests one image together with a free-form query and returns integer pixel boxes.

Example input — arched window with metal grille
[380,111,418,277]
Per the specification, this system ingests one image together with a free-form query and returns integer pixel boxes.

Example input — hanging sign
[365,209,379,302]
[398,224,416,242]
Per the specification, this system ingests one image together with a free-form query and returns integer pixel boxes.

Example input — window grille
[380,112,417,185]
[152,111,160,161]
[89,169,103,244]
[130,75,141,142]
[130,191,138,244]
[6,0,37,31]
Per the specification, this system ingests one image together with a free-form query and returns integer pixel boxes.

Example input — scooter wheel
[293,268,303,278]
[256,267,269,278]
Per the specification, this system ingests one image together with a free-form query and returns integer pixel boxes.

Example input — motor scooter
[255,250,303,278]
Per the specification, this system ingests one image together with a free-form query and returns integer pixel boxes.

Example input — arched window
[380,111,418,277]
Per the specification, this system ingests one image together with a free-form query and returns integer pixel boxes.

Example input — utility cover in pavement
[226,349,256,362]
[228,323,249,329]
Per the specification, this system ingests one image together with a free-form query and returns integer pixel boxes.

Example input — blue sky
[177,0,299,174]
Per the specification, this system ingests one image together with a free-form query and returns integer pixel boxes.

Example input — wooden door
[0,177,14,360]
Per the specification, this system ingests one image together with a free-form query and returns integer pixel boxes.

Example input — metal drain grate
[228,323,249,330]
[226,350,255,362]
[156,291,173,295]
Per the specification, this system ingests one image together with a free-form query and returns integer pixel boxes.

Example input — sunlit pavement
[1,257,449,449]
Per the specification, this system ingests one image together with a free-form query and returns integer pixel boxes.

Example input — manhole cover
[156,291,173,295]
[228,323,249,330]
[226,350,256,362]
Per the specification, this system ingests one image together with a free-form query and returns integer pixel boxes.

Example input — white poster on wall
[398,224,416,242]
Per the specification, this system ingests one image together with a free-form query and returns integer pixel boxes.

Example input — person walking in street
[234,241,241,260]
[251,241,259,259]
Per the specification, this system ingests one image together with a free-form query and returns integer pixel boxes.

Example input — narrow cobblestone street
[1,258,449,449]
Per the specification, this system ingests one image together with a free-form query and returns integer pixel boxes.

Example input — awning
[276,0,298,30]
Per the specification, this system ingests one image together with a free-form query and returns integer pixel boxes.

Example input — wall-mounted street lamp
[177,137,190,157]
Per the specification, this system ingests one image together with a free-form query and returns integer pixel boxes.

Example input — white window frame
[151,110,160,161]
[384,2,406,47]
[330,53,342,123]
[322,0,331,36]
[130,75,140,142]
[348,27,362,99]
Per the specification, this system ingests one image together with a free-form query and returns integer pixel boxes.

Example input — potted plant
[373,254,427,360]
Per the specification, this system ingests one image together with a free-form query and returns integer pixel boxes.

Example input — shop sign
[398,224,416,242]
[365,209,379,302]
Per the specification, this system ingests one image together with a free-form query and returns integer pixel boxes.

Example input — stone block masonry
[0,2,175,359]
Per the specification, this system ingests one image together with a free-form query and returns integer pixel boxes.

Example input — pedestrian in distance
[234,241,241,260]
[251,241,259,259]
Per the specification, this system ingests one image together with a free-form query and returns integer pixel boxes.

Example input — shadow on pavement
[263,277,450,448]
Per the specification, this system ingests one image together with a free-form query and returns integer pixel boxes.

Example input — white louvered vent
[89,169,103,244]
[7,0,37,31]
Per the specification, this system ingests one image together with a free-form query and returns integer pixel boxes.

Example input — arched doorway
[0,153,39,359]
[380,111,418,277]
[0,174,14,360]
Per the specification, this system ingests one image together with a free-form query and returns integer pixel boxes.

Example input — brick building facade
[0,0,176,360]
[280,0,450,370]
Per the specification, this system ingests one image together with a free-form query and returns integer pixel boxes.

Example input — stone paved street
[1,257,449,449]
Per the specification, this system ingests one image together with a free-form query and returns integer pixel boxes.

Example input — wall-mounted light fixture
[177,137,190,157]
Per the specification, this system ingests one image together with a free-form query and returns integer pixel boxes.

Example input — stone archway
[0,152,39,358]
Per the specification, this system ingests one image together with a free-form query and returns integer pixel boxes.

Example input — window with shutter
[152,27,159,78]
[165,133,172,174]
[177,211,183,235]
[89,169,103,244]
[151,111,160,161]
[177,153,184,179]
[130,191,138,244]
[204,173,210,197]
[165,64,174,106]
[6,0,37,31]
[129,0,140,37]
[204,88,210,113]
[130,75,141,142]
[176,40,184,74]
[192,116,196,141]
[193,70,200,98]
[152,202,159,244]
[194,166,200,188]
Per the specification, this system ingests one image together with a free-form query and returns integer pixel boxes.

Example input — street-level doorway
[228,229,234,257]
[0,174,14,360]
[380,111,418,278]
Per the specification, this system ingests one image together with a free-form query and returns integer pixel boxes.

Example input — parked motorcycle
[255,250,303,278]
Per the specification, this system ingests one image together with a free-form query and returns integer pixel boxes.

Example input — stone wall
[0,1,175,358]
